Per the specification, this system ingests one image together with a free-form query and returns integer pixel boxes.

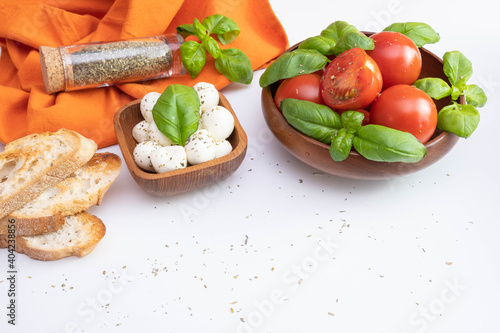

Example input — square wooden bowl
[114,92,247,196]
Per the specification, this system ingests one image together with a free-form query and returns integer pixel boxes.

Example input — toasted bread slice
[0,212,106,261]
[0,153,121,236]
[0,129,97,219]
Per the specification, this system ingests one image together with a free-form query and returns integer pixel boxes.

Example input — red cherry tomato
[366,31,422,90]
[369,84,438,144]
[320,48,382,111]
[274,73,324,110]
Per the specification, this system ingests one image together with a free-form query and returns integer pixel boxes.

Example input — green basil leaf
[450,85,462,101]
[353,125,427,163]
[414,78,451,100]
[176,24,196,38]
[281,98,342,144]
[383,22,440,48]
[152,84,201,146]
[202,14,240,45]
[317,21,373,55]
[329,128,354,162]
[259,49,328,87]
[298,36,336,56]
[438,103,480,138]
[193,18,207,41]
[203,35,221,59]
[443,51,473,88]
[334,31,374,55]
[320,21,359,42]
[180,40,207,78]
[464,84,487,108]
[340,111,364,133]
[214,48,253,84]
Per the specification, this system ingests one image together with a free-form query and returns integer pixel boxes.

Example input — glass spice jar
[39,34,184,94]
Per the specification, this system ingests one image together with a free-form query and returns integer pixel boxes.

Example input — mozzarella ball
[214,140,232,158]
[184,129,217,165]
[150,146,187,173]
[148,120,173,146]
[193,82,219,114]
[201,106,235,141]
[133,140,161,172]
[132,120,150,143]
[140,92,161,123]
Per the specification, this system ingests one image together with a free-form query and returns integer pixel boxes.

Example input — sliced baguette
[0,129,97,219]
[0,153,121,236]
[0,212,106,261]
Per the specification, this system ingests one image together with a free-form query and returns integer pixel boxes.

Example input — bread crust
[0,129,97,218]
[0,153,121,236]
[0,212,106,261]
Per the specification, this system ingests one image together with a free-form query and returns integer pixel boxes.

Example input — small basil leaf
[176,24,196,38]
[193,18,207,41]
[329,128,354,162]
[353,125,427,163]
[340,111,364,134]
[180,40,207,78]
[383,22,440,48]
[320,21,359,42]
[464,84,487,108]
[203,35,221,59]
[443,51,473,88]
[214,48,253,84]
[451,85,462,101]
[152,84,201,146]
[334,31,374,55]
[438,103,480,138]
[414,78,452,100]
[202,14,240,45]
[281,98,342,144]
[259,49,328,87]
[299,35,336,56]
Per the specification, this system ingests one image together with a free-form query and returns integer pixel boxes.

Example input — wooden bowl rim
[114,91,248,183]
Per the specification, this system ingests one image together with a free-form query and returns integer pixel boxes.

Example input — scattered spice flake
[328,312,335,317]
[446,262,453,266]
[230,308,235,314]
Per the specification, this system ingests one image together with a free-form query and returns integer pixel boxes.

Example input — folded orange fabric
[0,0,288,147]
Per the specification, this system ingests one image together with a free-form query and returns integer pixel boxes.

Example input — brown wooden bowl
[114,92,247,196]
[262,38,462,180]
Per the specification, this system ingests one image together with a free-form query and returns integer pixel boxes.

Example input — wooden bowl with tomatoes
[261,35,462,180]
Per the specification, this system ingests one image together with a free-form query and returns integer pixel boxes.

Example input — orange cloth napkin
[0,0,288,147]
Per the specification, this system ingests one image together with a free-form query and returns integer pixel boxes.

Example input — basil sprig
[414,51,487,138]
[152,84,201,146]
[298,21,374,56]
[281,99,427,163]
[383,22,440,48]
[177,14,253,84]
[259,20,373,88]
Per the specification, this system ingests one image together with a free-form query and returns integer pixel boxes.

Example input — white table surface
[1,0,499,332]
